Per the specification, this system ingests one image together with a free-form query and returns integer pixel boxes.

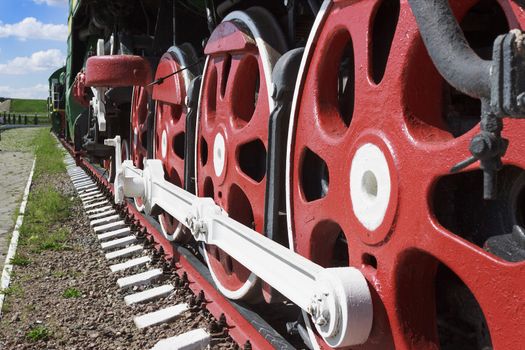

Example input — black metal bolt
[243,341,252,350]
[469,134,490,158]
[218,313,227,329]
[208,320,220,334]
[196,290,205,305]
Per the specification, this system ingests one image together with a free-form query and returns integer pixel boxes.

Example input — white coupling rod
[105,136,373,348]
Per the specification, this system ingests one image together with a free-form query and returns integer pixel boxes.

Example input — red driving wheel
[196,8,286,300]
[287,0,525,349]
[131,85,151,211]
[153,45,198,242]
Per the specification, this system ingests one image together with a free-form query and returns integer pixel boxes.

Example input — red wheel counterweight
[153,46,198,242]
[287,0,525,349]
[196,8,286,301]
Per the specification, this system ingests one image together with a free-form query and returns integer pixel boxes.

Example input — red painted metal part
[288,0,525,349]
[58,137,276,349]
[72,71,90,107]
[153,50,189,237]
[85,55,152,87]
[197,19,271,297]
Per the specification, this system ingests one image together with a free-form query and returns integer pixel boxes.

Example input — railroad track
[59,138,298,350]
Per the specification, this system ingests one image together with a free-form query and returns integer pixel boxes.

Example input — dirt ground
[0,128,41,273]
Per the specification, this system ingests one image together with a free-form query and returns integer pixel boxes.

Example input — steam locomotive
[50,0,525,348]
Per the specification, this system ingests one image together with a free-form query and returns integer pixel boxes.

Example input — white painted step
[79,190,100,198]
[134,303,189,329]
[85,200,110,209]
[78,183,96,190]
[72,177,89,183]
[74,180,93,187]
[77,184,98,191]
[100,235,137,251]
[93,220,125,233]
[151,329,210,350]
[90,214,120,227]
[124,285,174,305]
[83,195,106,205]
[105,245,143,260]
[117,269,163,288]
[78,186,98,194]
[98,227,131,241]
[86,205,113,215]
[82,192,104,200]
[89,209,116,220]
[110,256,151,273]
[76,183,96,190]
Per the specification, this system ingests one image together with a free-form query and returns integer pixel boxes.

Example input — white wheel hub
[133,127,138,151]
[350,143,391,231]
[161,130,168,158]
[213,133,226,177]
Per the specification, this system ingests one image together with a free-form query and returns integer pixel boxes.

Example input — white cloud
[0,17,67,41]
[0,49,65,75]
[33,0,67,6]
[0,84,48,99]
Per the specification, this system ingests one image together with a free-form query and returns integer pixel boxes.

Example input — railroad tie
[134,304,189,329]
[124,285,174,305]
[109,256,151,273]
[150,329,210,350]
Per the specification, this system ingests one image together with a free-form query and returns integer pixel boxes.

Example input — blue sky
[0,0,68,99]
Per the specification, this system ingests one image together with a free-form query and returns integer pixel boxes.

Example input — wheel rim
[287,0,525,349]
[153,46,196,242]
[131,85,150,211]
[196,8,286,300]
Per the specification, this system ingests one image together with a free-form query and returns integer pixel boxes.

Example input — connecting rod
[105,136,372,348]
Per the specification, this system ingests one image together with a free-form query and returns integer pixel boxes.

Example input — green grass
[16,130,71,252]
[20,189,71,253]
[0,284,23,297]
[10,99,47,115]
[26,325,50,341]
[10,254,31,266]
[62,287,81,299]
[33,128,66,178]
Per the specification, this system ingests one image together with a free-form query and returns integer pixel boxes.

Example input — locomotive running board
[106,135,372,348]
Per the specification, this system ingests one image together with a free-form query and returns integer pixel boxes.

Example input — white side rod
[105,136,373,348]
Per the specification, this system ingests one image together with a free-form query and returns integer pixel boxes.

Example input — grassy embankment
[10,99,46,115]
[1,129,74,324]
[6,98,49,124]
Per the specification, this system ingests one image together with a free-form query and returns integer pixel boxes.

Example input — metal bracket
[90,86,107,132]
[90,39,109,132]
[105,135,373,348]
